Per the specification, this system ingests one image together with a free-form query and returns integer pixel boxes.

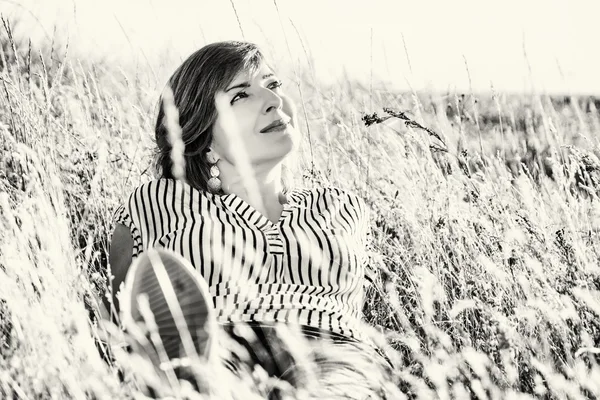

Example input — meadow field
[2,15,600,399]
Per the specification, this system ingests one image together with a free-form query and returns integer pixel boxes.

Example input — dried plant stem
[161,86,187,183]
[362,107,448,153]
[273,0,314,171]
[229,0,245,39]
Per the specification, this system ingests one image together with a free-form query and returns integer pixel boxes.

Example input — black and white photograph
[1,0,600,398]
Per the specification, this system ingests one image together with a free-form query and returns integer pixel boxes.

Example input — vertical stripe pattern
[113,179,371,340]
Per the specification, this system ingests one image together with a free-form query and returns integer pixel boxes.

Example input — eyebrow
[225,73,275,93]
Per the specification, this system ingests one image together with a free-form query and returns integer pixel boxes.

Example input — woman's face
[210,62,299,167]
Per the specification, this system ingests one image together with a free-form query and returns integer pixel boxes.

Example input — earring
[206,152,222,193]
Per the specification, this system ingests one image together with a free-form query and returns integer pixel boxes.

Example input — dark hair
[154,41,264,192]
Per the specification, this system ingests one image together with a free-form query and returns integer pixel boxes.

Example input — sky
[2,0,599,94]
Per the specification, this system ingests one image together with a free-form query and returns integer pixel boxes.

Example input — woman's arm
[107,223,134,316]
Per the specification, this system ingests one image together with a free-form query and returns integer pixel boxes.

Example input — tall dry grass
[2,16,600,399]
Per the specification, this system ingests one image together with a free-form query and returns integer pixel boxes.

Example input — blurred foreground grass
[2,20,600,399]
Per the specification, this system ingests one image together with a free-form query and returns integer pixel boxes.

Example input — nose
[261,87,283,114]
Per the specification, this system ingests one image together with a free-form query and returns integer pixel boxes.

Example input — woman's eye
[230,91,248,104]
[230,81,282,105]
[269,80,283,90]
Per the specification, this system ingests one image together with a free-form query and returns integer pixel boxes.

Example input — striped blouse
[113,178,372,340]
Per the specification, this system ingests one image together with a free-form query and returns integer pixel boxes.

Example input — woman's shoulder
[125,177,175,191]
[118,178,163,203]
[123,178,207,197]
[324,186,366,206]
[113,178,214,226]
[119,178,213,209]
[292,186,367,210]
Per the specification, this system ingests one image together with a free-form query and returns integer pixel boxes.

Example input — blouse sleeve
[354,194,377,286]
[112,204,142,260]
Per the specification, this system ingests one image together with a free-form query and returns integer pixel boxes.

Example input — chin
[286,126,302,150]
[284,132,301,154]
[272,141,297,164]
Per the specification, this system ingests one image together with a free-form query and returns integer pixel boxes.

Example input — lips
[260,118,290,133]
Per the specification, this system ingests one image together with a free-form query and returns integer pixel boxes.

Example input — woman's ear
[206,147,219,164]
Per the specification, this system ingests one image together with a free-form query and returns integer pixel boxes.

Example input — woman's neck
[218,161,286,221]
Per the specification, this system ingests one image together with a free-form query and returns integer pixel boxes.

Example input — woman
[109,41,391,397]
